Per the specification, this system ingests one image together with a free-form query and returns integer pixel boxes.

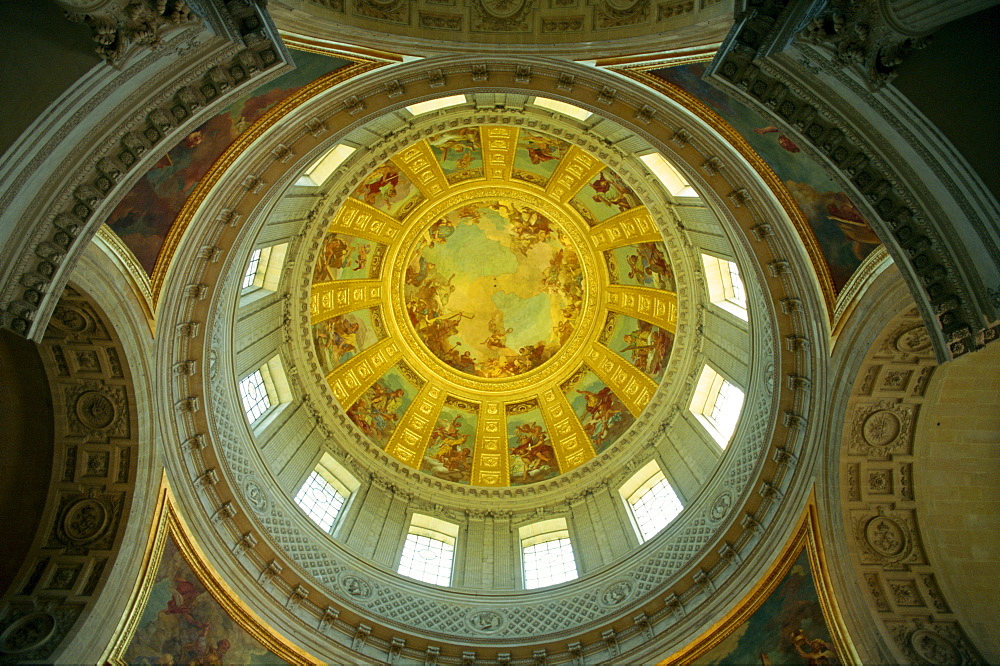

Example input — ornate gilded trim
[151,59,386,300]
[103,473,317,665]
[663,491,859,665]
[619,68,837,325]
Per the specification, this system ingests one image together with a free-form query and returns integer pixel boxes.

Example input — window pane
[242,249,261,289]
[522,537,578,589]
[710,379,744,441]
[238,370,271,424]
[629,476,684,542]
[398,533,454,586]
[727,260,746,308]
[294,471,347,532]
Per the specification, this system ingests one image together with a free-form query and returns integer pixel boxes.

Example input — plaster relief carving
[0,611,58,655]
[594,0,650,28]
[600,580,633,607]
[709,491,733,522]
[244,479,270,514]
[470,0,534,31]
[340,573,374,599]
[60,498,111,545]
[466,609,506,633]
[65,383,129,440]
[59,0,199,64]
[855,509,920,566]
[849,399,913,457]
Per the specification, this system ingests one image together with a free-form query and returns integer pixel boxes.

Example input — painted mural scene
[106,51,348,274]
[428,128,484,184]
[654,63,880,293]
[607,313,673,384]
[512,131,572,187]
[570,169,641,226]
[346,366,418,449]
[421,407,478,483]
[351,161,424,219]
[404,199,585,378]
[567,371,635,453]
[313,232,378,282]
[698,549,839,665]
[123,536,284,665]
[312,309,376,375]
[609,241,676,291]
[507,407,559,484]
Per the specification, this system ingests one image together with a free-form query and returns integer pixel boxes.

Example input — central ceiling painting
[308,124,681,487]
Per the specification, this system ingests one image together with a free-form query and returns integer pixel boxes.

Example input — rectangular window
[294,471,346,532]
[689,365,745,448]
[293,453,360,533]
[702,254,748,320]
[620,460,684,542]
[639,152,698,197]
[238,370,271,424]
[242,248,261,289]
[532,97,592,122]
[242,243,288,295]
[296,144,356,187]
[238,356,292,428]
[519,518,578,589]
[405,94,466,117]
[397,514,458,586]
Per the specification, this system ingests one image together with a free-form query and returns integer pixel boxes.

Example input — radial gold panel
[391,141,450,198]
[546,145,605,202]
[471,400,509,486]
[327,338,402,409]
[481,126,518,181]
[606,286,678,333]
[330,198,404,244]
[538,386,596,472]
[309,125,681,486]
[385,382,448,468]
[590,207,662,251]
[310,280,382,325]
[584,345,658,417]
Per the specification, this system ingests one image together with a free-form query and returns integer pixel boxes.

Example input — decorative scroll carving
[59,0,199,64]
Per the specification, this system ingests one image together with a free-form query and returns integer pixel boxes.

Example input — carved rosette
[848,399,914,458]
[64,382,130,441]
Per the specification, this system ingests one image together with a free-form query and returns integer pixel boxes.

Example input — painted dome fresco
[309,125,679,487]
